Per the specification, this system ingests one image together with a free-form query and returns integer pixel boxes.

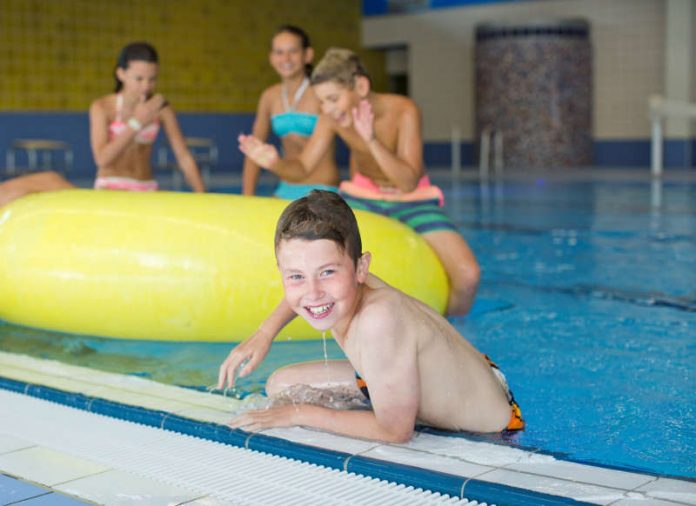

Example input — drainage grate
[0,390,484,505]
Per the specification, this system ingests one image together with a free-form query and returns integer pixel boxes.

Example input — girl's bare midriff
[97,142,154,181]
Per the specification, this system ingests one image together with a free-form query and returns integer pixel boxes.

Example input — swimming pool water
[1,171,694,479]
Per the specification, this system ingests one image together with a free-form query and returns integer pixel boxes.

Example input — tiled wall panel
[363,0,665,141]
[0,0,386,112]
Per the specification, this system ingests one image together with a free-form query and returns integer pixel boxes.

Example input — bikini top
[270,78,318,138]
[108,94,160,144]
[271,112,318,138]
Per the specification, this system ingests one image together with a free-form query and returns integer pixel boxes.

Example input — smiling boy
[220,190,523,442]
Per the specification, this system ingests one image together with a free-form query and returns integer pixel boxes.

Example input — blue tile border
[425,139,696,169]
[0,473,49,503]
[0,473,88,505]
[20,491,89,505]
[0,374,593,505]
[362,0,529,16]
[2,110,694,176]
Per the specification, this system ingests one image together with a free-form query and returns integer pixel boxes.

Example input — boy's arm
[352,100,424,192]
[217,299,297,389]
[238,115,336,183]
[230,304,420,443]
[231,402,416,443]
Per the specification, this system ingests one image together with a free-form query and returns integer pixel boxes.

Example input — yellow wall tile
[0,0,385,112]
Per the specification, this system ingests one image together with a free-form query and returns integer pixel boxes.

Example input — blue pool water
[1,170,694,479]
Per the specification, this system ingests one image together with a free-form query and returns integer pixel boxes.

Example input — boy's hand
[228,405,299,431]
[217,328,274,390]
[238,134,279,169]
[351,99,375,144]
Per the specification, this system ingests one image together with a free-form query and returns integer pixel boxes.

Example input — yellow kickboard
[0,190,447,341]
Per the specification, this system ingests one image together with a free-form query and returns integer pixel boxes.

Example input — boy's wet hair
[113,42,159,92]
[275,190,362,265]
[310,48,370,88]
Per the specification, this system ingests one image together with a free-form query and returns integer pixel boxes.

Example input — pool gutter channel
[0,374,588,506]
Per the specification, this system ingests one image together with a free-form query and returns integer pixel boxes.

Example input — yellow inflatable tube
[0,190,448,341]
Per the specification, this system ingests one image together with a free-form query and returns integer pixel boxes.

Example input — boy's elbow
[384,426,414,443]
[399,174,422,193]
[388,432,413,444]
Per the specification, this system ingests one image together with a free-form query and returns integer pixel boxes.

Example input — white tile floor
[0,351,694,506]
[53,470,203,506]
[0,446,109,487]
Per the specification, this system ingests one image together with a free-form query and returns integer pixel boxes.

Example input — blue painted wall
[0,112,255,178]
[1,113,693,178]
[362,0,528,16]
[0,112,351,179]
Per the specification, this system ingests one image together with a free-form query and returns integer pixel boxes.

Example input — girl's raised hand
[133,94,165,125]
[238,134,279,169]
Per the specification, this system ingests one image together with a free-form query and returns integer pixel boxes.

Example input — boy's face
[277,238,368,333]
[313,81,359,128]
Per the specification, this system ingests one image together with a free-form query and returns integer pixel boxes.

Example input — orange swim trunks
[483,354,525,431]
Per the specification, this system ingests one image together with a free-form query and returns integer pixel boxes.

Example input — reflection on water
[0,320,347,396]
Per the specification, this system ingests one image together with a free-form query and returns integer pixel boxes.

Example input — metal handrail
[157,137,217,189]
[479,127,504,178]
[649,95,696,177]
[4,139,73,177]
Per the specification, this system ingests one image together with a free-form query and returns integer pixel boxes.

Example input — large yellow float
[0,190,447,341]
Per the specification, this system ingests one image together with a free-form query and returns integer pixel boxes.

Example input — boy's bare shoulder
[381,93,419,115]
[357,283,411,333]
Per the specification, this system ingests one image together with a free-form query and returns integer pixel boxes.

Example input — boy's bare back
[342,274,513,433]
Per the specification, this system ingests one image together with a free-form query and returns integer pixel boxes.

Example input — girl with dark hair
[242,26,338,199]
[89,42,205,192]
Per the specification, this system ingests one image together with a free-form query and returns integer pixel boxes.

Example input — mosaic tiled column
[475,20,592,169]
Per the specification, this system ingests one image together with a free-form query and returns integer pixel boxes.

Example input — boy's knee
[265,367,298,396]
[265,370,284,396]
[453,260,480,291]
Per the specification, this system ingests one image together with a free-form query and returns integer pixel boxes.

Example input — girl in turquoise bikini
[239,48,480,315]
[241,26,339,200]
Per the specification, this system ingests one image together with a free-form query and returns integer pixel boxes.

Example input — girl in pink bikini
[89,42,205,192]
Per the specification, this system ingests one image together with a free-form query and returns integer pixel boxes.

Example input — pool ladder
[479,126,503,178]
